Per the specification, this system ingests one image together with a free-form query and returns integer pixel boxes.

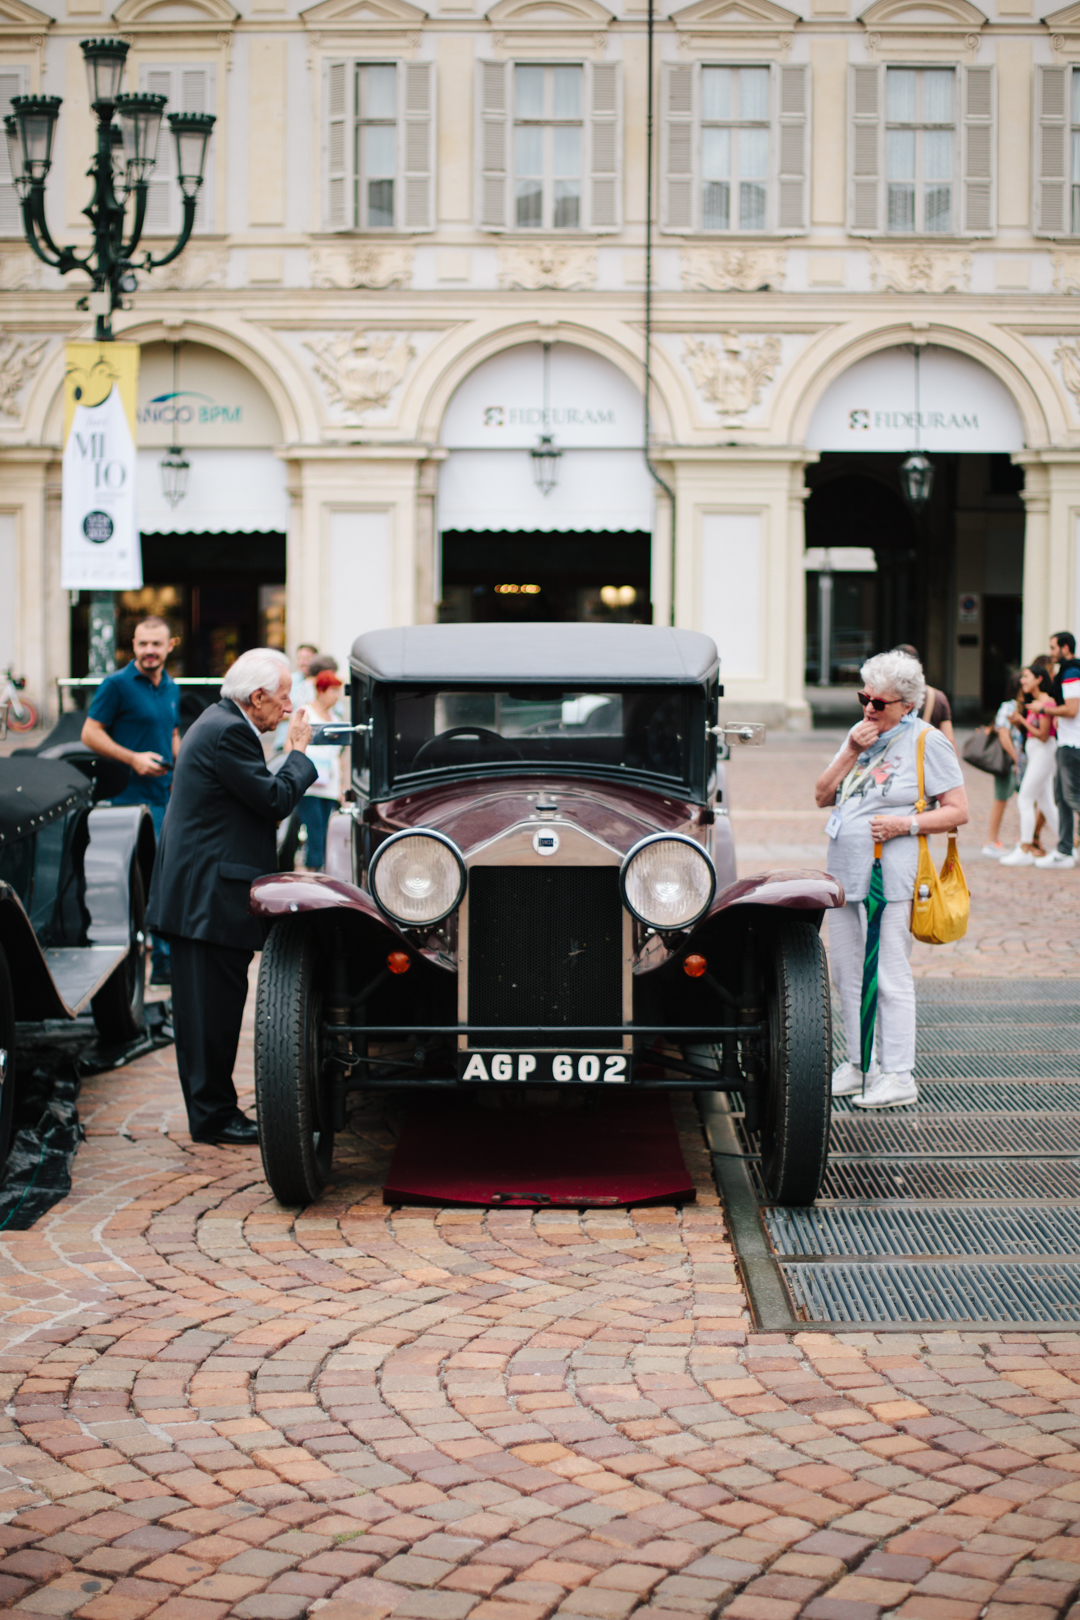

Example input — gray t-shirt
[825,717,965,902]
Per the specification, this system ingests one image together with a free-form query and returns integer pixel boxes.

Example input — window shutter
[478,60,508,230]
[961,64,993,234]
[326,60,349,230]
[776,63,808,233]
[849,63,881,234]
[588,62,620,231]
[1036,64,1068,237]
[661,62,694,232]
[0,68,27,236]
[403,61,434,230]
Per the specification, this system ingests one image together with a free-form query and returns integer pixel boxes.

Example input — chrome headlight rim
[619,832,716,931]
[368,827,467,928]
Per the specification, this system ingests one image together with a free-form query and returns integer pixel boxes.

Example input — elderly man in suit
[147,648,318,1145]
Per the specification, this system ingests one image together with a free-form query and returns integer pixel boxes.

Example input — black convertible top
[0,758,94,849]
[352,624,719,685]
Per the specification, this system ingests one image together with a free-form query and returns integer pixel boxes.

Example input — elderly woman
[815,650,969,1109]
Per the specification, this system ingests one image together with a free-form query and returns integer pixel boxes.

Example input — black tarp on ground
[0,759,93,849]
[0,1002,173,1230]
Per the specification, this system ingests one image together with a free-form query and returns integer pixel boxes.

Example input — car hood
[374,775,707,860]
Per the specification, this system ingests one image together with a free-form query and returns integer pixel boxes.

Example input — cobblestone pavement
[0,734,1076,1620]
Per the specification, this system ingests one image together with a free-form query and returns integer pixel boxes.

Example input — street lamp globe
[159,446,190,509]
[80,37,129,108]
[11,95,61,182]
[115,92,166,184]
[3,117,28,198]
[530,434,562,497]
[900,450,935,510]
[168,111,215,197]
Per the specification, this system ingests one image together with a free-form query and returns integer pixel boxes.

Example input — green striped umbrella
[860,840,886,1082]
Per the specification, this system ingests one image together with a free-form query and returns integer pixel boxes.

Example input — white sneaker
[852,1071,918,1109]
[832,1061,880,1097]
[1034,850,1077,869]
[981,843,1007,857]
[1000,845,1035,866]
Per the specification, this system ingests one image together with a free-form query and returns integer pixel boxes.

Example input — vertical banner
[61,342,142,590]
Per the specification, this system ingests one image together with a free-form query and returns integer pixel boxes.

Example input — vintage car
[250,625,843,1209]
[0,757,154,1163]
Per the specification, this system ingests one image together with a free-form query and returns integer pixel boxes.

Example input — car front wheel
[759,918,832,1206]
[254,918,334,1206]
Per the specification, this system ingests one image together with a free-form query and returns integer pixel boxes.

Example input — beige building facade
[2,0,1080,721]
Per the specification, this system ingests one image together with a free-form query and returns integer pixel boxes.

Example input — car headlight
[620,833,716,930]
[369,829,467,927]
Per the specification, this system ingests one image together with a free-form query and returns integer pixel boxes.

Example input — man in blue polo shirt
[82,615,181,984]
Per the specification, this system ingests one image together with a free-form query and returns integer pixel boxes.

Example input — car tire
[254,918,333,1206]
[91,862,147,1045]
[0,944,16,1169]
[759,918,831,1206]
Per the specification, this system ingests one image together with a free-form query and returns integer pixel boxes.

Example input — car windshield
[389,686,694,787]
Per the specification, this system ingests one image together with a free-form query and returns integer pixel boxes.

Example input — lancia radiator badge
[532,828,560,856]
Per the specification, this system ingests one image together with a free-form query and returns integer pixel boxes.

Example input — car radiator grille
[466,867,623,1046]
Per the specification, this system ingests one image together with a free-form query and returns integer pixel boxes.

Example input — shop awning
[137,448,288,534]
[438,449,655,534]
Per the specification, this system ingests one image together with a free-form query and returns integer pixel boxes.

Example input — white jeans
[828,900,915,1076]
[1018,735,1059,847]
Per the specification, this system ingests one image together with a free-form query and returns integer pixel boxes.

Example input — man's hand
[131,751,168,778]
[850,719,879,750]
[286,706,312,754]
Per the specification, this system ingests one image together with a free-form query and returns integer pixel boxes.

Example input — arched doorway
[437,342,654,625]
[806,345,1026,718]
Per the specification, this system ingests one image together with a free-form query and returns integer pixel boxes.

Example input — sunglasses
[857,691,903,712]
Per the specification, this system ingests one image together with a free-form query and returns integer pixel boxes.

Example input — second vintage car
[250,624,843,1208]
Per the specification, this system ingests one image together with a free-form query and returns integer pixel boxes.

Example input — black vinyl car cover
[0,759,94,849]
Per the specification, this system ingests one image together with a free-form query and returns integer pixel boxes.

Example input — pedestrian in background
[82,615,180,987]
[893,644,955,746]
[982,671,1022,858]
[297,669,345,871]
[1036,631,1080,868]
[1001,666,1058,866]
[816,650,968,1109]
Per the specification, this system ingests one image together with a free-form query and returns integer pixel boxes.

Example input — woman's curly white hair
[860,650,926,710]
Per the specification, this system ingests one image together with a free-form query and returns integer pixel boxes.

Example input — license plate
[458,1051,629,1084]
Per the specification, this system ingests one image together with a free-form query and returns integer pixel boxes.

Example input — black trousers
[1055,744,1080,856]
[168,936,254,1139]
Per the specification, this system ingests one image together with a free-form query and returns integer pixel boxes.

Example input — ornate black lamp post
[6,37,214,672]
[7,37,215,340]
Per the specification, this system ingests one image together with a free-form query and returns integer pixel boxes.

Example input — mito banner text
[61,342,142,590]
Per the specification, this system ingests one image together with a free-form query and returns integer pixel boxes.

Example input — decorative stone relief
[868,248,971,294]
[496,243,597,291]
[1052,251,1080,295]
[1054,339,1080,408]
[679,245,786,293]
[149,248,228,291]
[309,242,414,290]
[0,334,48,419]
[682,331,781,424]
[304,329,416,417]
[0,252,41,292]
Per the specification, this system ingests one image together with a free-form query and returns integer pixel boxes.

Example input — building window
[0,67,28,235]
[513,64,583,230]
[661,62,807,236]
[885,67,954,234]
[326,59,434,232]
[139,65,216,235]
[700,66,770,232]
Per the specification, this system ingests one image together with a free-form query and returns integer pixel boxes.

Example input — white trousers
[1018,735,1059,847]
[828,900,915,1077]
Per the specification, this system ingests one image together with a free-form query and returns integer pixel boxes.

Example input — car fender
[250,871,402,938]
[704,868,845,922]
[85,804,155,945]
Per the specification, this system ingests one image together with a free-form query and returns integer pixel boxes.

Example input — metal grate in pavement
[914,1024,1080,1054]
[827,1112,1080,1156]
[766,1203,1080,1259]
[916,1005,1080,1026]
[815,1157,1080,1202]
[783,1260,1080,1324]
[831,1079,1080,1113]
[913,979,1080,1002]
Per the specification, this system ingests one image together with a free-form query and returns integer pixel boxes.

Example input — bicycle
[0,669,38,733]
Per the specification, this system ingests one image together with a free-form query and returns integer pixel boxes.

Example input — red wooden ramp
[383,1093,695,1208]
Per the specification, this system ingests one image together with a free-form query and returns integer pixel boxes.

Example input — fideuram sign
[61,343,142,591]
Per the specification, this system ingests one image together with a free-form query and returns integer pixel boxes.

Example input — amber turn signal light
[683,954,707,978]
[388,951,411,975]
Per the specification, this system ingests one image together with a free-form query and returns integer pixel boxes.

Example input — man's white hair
[221,648,291,707]
[860,649,926,710]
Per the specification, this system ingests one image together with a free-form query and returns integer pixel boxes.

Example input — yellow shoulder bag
[910,726,970,944]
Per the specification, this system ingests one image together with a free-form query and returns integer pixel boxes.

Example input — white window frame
[884,66,958,236]
[323,57,435,233]
[848,61,994,238]
[1034,63,1080,237]
[477,59,621,234]
[659,60,808,237]
[138,63,217,237]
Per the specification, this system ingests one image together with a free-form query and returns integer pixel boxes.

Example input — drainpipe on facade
[645,0,677,629]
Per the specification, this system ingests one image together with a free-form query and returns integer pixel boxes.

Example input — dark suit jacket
[146,697,318,951]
